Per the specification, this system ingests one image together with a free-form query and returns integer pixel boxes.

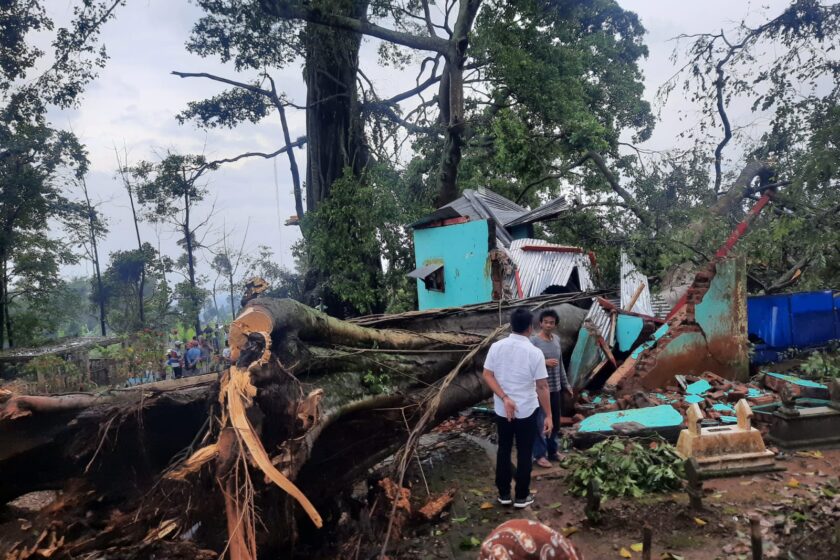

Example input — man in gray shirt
[530,309,572,467]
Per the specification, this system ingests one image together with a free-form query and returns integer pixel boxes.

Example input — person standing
[530,309,573,467]
[185,341,201,376]
[171,341,184,379]
[222,341,232,367]
[483,308,552,509]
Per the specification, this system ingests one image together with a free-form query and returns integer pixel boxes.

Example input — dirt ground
[2,412,838,559]
[394,413,840,560]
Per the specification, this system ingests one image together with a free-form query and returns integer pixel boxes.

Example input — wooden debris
[417,488,456,521]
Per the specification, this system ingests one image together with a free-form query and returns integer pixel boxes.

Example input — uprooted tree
[0,293,589,558]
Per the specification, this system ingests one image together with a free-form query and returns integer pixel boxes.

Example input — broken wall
[617,257,750,392]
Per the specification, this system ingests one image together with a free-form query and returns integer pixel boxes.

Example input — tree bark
[125,176,145,325]
[0,256,6,349]
[302,0,370,212]
[435,0,482,206]
[82,180,107,336]
[183,190,201,334]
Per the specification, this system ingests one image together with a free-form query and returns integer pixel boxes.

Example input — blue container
[748,290,840,364]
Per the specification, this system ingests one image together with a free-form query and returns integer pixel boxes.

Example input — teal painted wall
[616,315,644,352]
[413,220,494,310]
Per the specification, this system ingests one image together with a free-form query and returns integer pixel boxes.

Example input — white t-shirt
[483,333,548,419]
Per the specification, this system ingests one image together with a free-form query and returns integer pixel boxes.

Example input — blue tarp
[748,290,840,364]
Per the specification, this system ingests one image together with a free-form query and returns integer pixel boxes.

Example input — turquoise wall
[413,220,494,310]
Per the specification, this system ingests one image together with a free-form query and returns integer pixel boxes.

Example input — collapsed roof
[409,188,569,247]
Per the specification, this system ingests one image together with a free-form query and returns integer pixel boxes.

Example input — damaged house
[407,188,595,310]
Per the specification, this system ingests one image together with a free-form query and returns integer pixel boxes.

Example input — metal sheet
[620,252,654,316]
[505,196,570,227]
[584,299,611,341]
[407,263,442,279]
[507,238,595,298]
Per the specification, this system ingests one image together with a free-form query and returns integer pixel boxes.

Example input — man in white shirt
[482,308,552,508]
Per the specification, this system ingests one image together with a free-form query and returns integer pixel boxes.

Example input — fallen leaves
[459,536,482,550]
[630,542,643,552]
[786,478,800,489]
[619,547,633,558]
[693,517,707,526]
[479,502,494,510]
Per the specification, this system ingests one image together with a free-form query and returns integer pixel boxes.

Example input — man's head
[539,309,559,333]
[510,308,534,335]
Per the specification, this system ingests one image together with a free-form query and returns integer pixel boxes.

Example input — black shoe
[497,495,512,506]
[514,494,535,509]
[547,453,560,462]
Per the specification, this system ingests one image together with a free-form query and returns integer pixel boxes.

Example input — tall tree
[74,177,108,336]
[115,148,147,325]
[97,243,168,333]
[0,0,123,346]
[656,0,840,292]
[129,153,214,333]
[177,0,654,315]
[210,222,250,320]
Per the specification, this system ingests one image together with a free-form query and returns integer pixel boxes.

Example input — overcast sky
[50,0,792,281]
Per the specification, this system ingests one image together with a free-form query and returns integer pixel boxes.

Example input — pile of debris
[576,372,777,431]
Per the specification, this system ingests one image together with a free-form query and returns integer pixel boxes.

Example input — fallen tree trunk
[0,294,590,558]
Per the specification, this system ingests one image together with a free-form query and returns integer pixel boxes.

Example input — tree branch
[514,154,589,204]
[204,139,307,169]
[172,71,271,97]
[765,253,812,294]
[263,2,449,54]
[584,150,653,227]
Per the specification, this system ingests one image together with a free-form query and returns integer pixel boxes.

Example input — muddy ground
[392,412,840,560]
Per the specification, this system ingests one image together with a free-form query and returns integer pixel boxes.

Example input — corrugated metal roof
[508,238,595,298]
[505,196,570,227]
[410,188,527,247]
[620,252,654,316]
[650,294,671,319]
[410,189,571,248]
[584,298,612,341]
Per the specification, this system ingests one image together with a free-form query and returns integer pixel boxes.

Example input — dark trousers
[533,391,562,459]
[172,366,183,379]
[495,409,538,500]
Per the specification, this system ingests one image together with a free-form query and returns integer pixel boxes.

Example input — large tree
[175,0,655,315]
[128,153,215,334]
[0,0,123,347]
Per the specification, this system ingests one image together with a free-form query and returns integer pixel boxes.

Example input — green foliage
[177,87,271,129]
[303,169,384,315]
[361,371,391,395]
[800,350,840,381]
[454,0,653,209]
[561,438,685,499]
[96,243,170,333]
[7,278,98,347]
[0,1,122,348]
[302,165,427,316]
[92,329,168,385]
[22,354,89,394]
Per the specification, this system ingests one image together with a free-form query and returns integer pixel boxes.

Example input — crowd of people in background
[164,324,231,380]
